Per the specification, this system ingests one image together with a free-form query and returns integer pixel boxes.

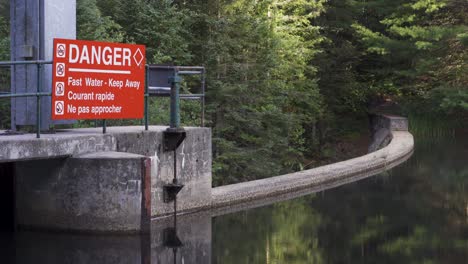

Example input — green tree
[0,3,10,129]
[352,0,468,115]
[195,0,326,185]
[76,0,123,42]
[96,0,192,64]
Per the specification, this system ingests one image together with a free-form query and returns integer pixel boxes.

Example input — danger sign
[52,38,146,120]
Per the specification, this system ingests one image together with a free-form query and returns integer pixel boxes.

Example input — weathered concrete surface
[0,132,116,162]
[0,126,211,163]
[371,114,408,131]
[368,127,392,152]
[211,116,413,210]
[147,130,212,218]
[102,127,212,217]
[369,114,408,152]
[15,151,151,233]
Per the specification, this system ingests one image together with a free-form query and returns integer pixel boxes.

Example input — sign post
[52,39,146,121]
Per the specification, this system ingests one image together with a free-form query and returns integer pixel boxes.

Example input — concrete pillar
[15,152,151,233]
[10,0,76,130]
[111,128,213,217]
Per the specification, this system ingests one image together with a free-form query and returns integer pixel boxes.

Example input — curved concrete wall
[211,115,414,210]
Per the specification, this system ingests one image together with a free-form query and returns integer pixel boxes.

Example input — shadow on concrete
[0,162,15,232]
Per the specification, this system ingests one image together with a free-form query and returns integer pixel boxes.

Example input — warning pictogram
[55,101,64,115]
[52,38,146,120]
[55,82,65,96]
[56,63,65,77]
[56,43,66,58]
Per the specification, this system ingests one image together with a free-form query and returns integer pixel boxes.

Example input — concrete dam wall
[211,115,413,214]
[1,126,212,233]
[0,115,413,233]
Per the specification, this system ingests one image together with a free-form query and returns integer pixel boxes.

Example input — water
[212,135,468,263]
[1,134,467,263]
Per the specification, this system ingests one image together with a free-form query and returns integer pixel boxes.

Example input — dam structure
[0,114,414,233]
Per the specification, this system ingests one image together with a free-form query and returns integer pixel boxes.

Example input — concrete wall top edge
[0,126,211,162]
[76,151,146,159]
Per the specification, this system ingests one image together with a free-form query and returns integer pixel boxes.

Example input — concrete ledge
[0,133,116,162]
[0,126,206,163]
[211,119,414,210]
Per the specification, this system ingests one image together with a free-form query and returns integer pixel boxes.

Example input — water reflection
[151,212,211,264]
[7,210,211,264]
[15,232,147,264]
[212,136,468,263]
[213,196,324,263]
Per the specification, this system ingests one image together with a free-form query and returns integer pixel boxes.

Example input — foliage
[0,3,9,128]
[98,0,193,64]
[351,0,468,114]
[0,0,465,183]
[199,0,326,185]
[77,0,124,42]
[0,14,8,61]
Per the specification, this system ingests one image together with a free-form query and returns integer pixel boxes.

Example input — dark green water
[212,135,468,263]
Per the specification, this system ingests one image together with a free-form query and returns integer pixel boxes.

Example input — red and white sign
[52,38,146,120]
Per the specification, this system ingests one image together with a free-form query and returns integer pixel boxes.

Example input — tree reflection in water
[213,135,468,263]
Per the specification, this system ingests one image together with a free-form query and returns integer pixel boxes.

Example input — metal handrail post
[201,67,206,127]
[36,63,42,138]
[168,73,182,129]
[103,119,107,134]
[144,65,149,130]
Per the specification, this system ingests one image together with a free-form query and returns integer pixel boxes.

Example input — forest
[0,0,466,185]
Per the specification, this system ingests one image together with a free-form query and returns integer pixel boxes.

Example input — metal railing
[0,60,52,138]
[0,61,206,138]
[147,65,206,127]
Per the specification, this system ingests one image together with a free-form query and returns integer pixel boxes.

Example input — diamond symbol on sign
[133,48,144,66]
